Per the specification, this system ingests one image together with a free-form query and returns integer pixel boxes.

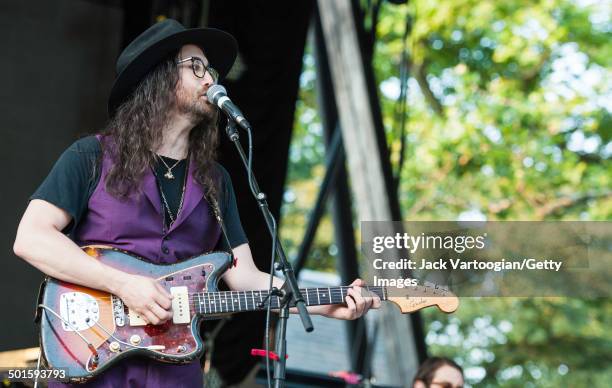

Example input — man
[13,19,379,387]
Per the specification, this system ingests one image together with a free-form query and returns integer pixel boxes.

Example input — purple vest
[52,138,221,388]
[74,139,221,263]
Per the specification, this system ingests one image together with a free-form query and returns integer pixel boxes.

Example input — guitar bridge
[111,295,125,327]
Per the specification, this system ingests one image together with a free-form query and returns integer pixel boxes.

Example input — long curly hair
[101,52,220,200]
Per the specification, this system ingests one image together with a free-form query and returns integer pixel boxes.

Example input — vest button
[162,247,170,254]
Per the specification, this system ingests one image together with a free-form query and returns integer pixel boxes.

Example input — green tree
[281,0,611,385]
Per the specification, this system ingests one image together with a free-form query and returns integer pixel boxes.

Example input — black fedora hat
[108,18,237,116]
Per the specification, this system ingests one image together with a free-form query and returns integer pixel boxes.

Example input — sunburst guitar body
[38,246,458,383]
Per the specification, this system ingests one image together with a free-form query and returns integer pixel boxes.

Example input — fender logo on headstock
[406,297,428,309]
[387,285,459,314]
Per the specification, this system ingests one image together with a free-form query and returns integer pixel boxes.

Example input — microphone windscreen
[206,84,227,103]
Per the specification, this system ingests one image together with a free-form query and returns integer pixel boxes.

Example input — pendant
[164,170,175,179]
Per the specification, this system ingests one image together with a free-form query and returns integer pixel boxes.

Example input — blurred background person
[413,357,464,388]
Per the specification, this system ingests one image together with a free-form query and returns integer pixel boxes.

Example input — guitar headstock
[387,285,459,314]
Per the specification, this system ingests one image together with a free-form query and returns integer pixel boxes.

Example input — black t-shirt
[153,155,188,229]
[31,136,247,250]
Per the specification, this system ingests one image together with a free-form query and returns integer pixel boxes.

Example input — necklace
[157,155,183,179]
[159,180,186,226]
[157,164,188,228]
[153,154,188,229]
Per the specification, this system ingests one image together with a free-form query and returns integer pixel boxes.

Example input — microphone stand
[224,120,313,388]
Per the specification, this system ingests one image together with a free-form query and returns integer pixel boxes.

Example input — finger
[367,296,375,311]
[356,298,365,317]
[360,286,380,310]
[155,282,173,301]
[353,287,366,316]
[348,288,365,317]
[372,295,382,309]
[350,278,365,287]
[143,310,160,325]
[345,294,357,319]
[150,303,172,322]
[351,284,364,307]
[153,289,173,310]
[138,312,150,325]
[362,296,373,314]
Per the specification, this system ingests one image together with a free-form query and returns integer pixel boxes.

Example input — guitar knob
[177,345,186,353]
[130,335,142,345]
[109,341,120,352]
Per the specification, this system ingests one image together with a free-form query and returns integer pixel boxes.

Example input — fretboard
[191,286,387,316]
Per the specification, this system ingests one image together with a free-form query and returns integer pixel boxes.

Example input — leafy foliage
[281,0,611,385]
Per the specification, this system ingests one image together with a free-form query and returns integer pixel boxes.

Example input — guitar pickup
[128,310,147,326]
[170,286,190,324]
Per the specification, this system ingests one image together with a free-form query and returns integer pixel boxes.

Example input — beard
[176,87,217,126]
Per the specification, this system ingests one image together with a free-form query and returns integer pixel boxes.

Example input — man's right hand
[114,274,173,325]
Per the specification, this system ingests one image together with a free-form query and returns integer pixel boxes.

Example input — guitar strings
[75,287,391,317]
[83,286,452,315]
[73,285,449,315]
[88,286,389,301]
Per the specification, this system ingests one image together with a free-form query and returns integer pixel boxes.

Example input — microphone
[206,85,251,130]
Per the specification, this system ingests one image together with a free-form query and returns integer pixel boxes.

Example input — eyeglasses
[176,56,219,83]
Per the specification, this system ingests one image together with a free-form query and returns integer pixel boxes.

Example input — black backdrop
[1,0,122,353]
[205,0,314,382]
[1,0,313,384]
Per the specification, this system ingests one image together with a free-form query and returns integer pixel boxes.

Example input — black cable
[246,127,258,197]
[264,215,278,388]
[243,126,276,388]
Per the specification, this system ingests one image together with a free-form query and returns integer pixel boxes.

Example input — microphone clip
[225,120,240,141]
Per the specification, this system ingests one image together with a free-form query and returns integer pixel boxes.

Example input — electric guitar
[38,246,458,383]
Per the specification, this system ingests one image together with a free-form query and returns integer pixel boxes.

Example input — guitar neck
[192,286,387,315]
